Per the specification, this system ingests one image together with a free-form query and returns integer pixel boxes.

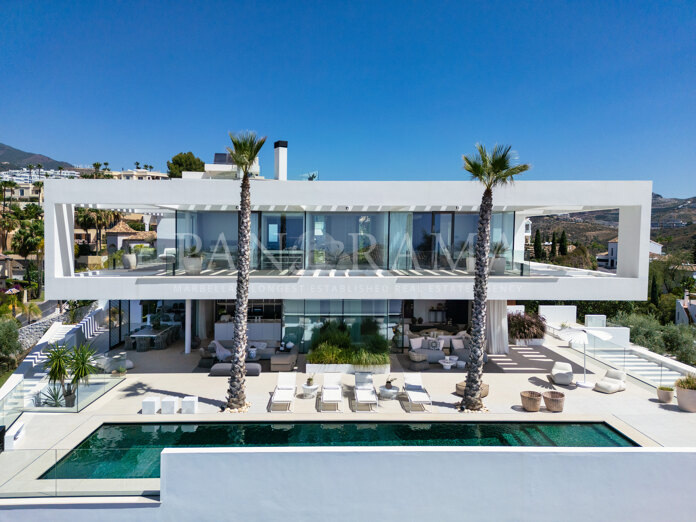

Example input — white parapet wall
[4,446,696,520]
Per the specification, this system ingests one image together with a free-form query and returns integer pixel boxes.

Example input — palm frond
[226,131,267,176]
[462,143,530,189]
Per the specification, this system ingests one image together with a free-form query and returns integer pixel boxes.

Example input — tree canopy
[167,152,204,178]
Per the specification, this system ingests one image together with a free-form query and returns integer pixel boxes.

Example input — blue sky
[1,1,694,196]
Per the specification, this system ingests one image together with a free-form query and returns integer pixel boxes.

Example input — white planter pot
[676,386,696,412]
[526,338,544,346]
[183,256,203,275]
[491,257,506,275]
[466,257,476,272]
[305,363,390,375]
[122,253,137,269]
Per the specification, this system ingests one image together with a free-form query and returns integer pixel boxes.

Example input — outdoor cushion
[451,338,465,350]
[605,369,626,382]
[409,337,424,350]
[246,362,262,376]
[209,363,232,376]
[594,377,626,394]
[550,362,573,386]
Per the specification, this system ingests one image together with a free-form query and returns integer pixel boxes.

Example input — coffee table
[439,358,455,370]
[378,385,400,400]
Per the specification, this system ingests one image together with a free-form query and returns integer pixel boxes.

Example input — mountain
[530,194,696,256]
[0,143,73,171]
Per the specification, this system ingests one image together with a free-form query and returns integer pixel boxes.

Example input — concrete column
[185,299,192,354]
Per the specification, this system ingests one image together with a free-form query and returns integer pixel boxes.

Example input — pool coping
[38,412,660,451]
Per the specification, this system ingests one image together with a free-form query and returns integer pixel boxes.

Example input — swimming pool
[42,421,636,479]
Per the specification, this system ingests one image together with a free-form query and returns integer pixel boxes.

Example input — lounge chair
[594,369,627,394]
[270,372,297,412]
[353,372,378,412]
[403,373,432,412]
[320,373,343,412]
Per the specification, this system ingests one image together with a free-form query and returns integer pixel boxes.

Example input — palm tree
[0,213,20,251]
[36,163,42,172]
[460,144,530,411]
[134,161,140,170]
[1,180,17,211]
[19,301,42,323]
[225,131,266,410]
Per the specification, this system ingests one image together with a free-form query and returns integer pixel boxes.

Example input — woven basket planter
[520,391,542,412]
[542,391,565,412]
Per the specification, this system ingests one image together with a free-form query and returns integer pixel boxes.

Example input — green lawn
[0,367,14,388]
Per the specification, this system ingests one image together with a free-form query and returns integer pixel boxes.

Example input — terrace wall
[7,446,694,521]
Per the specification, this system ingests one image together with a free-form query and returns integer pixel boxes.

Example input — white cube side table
[161,396,179,414]
[142,397,161,415]
[182,396,198,414]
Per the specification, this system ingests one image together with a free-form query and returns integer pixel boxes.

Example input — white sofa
[209,339,276,360]
[409,337,446,363]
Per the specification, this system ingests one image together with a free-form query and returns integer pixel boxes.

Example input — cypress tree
[559,230,568,256]
[550,232,557,258]
[650,273,659,306]
[533,229,543,259]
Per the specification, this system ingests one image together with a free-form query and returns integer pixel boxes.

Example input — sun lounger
[403,373,432,412]
[320,373,343,412]
[270,372,297,412]
[353,372,378,412]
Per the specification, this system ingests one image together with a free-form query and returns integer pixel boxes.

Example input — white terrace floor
[9,334,696,455]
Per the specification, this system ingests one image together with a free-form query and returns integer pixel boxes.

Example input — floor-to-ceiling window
[388,211,514,271]
[306,213,387,269]
[282,299,402,352]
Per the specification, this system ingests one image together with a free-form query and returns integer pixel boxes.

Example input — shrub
[0,319,22,357]
[306,342,344,364]
[310,321,351,350]
[306,341,390,366]
[658,386,674,391]
[362,334,389,354]
[612,312,696,364]
[507,312,546,341]
[675,373,696,391]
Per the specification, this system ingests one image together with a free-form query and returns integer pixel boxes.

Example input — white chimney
[274,140,287,181]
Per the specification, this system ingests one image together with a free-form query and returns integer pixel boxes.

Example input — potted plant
[675,374,696,412]
[508,312,546,346]
[657,385,674,404]
[306,374,315,386]
[44,343,99,408]
[121,244,137,269]
[183,246,203,275]
[489,242,509,275]
[112,366,127,378]
[385,376,397,389]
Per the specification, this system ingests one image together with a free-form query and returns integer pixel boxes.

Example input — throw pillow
[451,338,465,350]
[409,337,424,350]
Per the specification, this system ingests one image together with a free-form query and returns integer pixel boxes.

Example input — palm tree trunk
[227,172,251,409]
[461,187,493,411]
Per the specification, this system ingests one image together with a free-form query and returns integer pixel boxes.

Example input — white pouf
[161,396,178,414]
[182,396,198,414]
[142,397,160,415]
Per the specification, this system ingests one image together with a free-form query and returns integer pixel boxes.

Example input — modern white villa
[6,146,696,521]
[44,143,652,357]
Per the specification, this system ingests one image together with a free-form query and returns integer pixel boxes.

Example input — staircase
[591,346,684,387]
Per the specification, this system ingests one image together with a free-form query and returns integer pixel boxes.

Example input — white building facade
[44,170,652,355]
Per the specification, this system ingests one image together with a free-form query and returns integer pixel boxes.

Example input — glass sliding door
[259,212,304,270]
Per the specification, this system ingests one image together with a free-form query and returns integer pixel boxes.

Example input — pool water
[42,421,636,479]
